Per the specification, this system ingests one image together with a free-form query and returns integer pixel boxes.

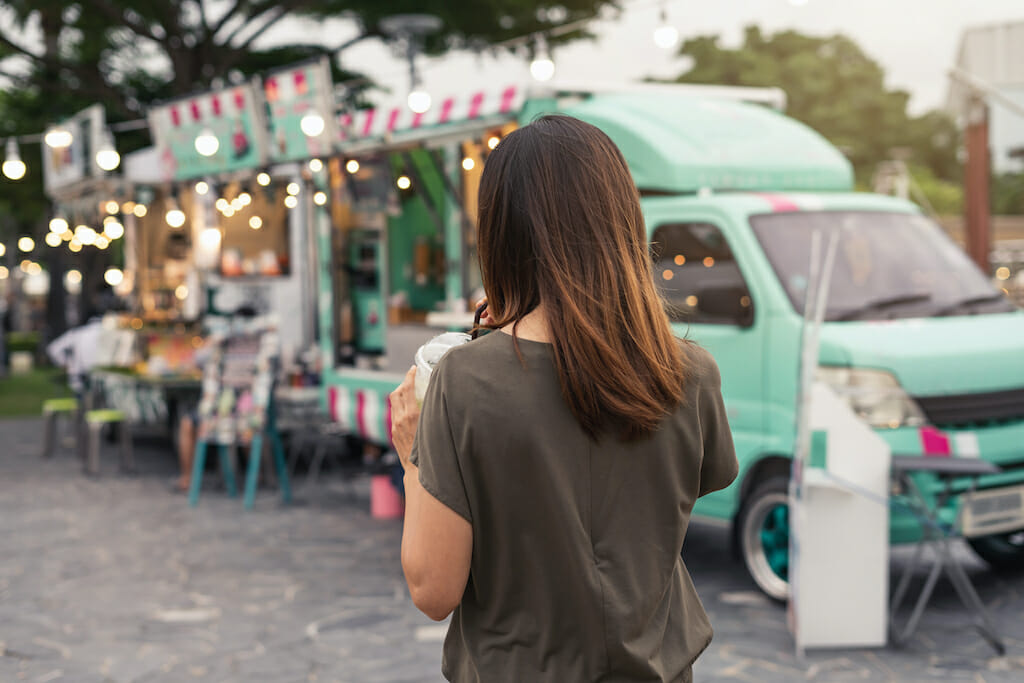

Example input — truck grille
[914,387,1024,427]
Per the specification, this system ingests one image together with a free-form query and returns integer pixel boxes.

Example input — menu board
[263,57,337,163]
[42,105,106,197]
[148,82,268,182]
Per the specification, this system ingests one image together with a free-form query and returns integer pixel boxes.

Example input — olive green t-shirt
[409,331,738,683]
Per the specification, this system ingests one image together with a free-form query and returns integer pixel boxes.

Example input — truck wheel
[737,476,790,601]
[968,530,1024,571]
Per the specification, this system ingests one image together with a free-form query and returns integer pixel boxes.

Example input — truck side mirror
[696,285,754,327]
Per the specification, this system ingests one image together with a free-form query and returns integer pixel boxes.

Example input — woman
[389,115,738,682]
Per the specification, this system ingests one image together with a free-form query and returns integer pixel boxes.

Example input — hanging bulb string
[1,0,681,149]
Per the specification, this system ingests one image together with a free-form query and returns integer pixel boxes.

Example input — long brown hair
[477,115,688,440]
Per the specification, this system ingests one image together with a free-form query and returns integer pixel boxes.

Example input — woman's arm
[391,367,472,621]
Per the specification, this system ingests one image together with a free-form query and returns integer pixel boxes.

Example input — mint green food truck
[318,83,1024,600]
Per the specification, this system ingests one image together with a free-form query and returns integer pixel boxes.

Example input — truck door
[649,218,766,520]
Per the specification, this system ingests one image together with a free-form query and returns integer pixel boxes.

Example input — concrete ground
[2,417,1024,682]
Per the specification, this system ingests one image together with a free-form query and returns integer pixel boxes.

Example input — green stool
[84,409,134,475]
[41,398,80,459]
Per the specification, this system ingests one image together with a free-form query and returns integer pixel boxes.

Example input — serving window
[218,183,291,277]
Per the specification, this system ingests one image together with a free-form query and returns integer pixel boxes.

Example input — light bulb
[104,268,124,287]
[309,158,323,173]
[75,226,97,246]
[195,181,209,195]
[133,204,147,217]
[17,236,34,252]
[286,182,300,196]
[313,191,327,206]
[345,159,360,174]
[49,217,69,234]
[249,216,263,230]
[284,195,298,209]
[194,128,219,157]
[94,235,110,250]
[104,200,120,215]
[300,112,326,137]
[462,157,475,171]
[95,129,120,171]
[104,221,125,240]
[199,228,221,249]
[530,36,555,82]
[175,284,189,300]
[256,172,271,186]
[44,127,73,149]
[215,198,229,212]
[0,266,7,279]
[45,232,62,247]
[408,89,431,114]
[238,192,251,206]
[487,136,501,150]
[396,175,411,190]
[69,240,82,253]
[66,269,82,285]
[653,9,679,50]
[3,139,26,180]
[166,208,186,228]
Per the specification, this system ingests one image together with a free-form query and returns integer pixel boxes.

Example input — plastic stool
[41,398,79,458]
[84,409,134,475]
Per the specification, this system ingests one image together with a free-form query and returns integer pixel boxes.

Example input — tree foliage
[667,26,961,189]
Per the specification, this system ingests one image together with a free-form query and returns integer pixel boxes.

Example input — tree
[0,0,614,336]
[664,26,961,190]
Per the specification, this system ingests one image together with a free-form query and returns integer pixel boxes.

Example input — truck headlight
[816,366,926,429]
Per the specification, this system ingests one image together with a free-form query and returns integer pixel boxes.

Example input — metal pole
[964,97,991,273]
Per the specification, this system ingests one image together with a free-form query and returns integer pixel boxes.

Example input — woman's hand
[389,366,419,470]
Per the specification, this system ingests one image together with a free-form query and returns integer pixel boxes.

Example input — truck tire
[968,530,1024,571]
[737,476,790,601]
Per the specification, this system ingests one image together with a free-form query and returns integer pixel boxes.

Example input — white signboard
[42,104,106,197]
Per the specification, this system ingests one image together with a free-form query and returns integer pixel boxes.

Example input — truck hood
[818,312,1024,397]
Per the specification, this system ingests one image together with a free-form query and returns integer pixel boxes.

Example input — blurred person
[389,116,738,682]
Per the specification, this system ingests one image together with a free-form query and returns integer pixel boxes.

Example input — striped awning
[337,85,523,145]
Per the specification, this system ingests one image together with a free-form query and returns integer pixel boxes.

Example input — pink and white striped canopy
[337,85,523,144]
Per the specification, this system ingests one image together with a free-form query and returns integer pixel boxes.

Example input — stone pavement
[2,416,1024,682]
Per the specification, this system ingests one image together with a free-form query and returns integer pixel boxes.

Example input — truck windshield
[750,211,1016,321]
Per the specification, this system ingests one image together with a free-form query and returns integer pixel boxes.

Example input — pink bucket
[370,474,405,519]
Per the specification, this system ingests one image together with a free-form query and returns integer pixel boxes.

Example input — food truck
[317,82,1024,600]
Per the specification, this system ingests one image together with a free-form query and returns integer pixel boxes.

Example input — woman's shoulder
[678,339,722,390]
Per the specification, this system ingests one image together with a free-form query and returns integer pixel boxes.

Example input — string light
[133,204,148,217]
[237,192,252,206]
[66,269,82,285]
[462,157,475,171]
[313,191,327,205]
[530,35,555,82]
[249,216,263,230]
[95,129,120,171]
[17,236,34,252]
[175,284,189,300]
[300,112,326,137]
[121,201,136,214]
[396,175,411,190]
[45,232,62,247]
[49,217,69,234]
[653,6,679,50]
[286,182,300,196]
[3,139,26,180]
[309,158,323,173]
[195,181,210,195]
[408,85,431,114]
[44,127,73,149]
[284,195,298,209]
[104,200,120,215]
[487,136,501,150]
[104,268,124,287]
[345,159,360,174]
[194,128,219,157]
[69,240,82,252]
[256,172,271,186]
[75,226,97,246]
[94,235,110,250]
[103,221,124,240]
[215,198,229,212]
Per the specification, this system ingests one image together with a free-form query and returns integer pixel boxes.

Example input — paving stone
[3,416,1024,681]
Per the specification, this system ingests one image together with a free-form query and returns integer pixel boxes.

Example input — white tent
[948,21,1024,173]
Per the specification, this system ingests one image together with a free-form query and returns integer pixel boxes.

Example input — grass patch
[0,367,73,418]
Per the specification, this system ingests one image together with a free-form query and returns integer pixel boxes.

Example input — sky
[268,0,1024,116]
